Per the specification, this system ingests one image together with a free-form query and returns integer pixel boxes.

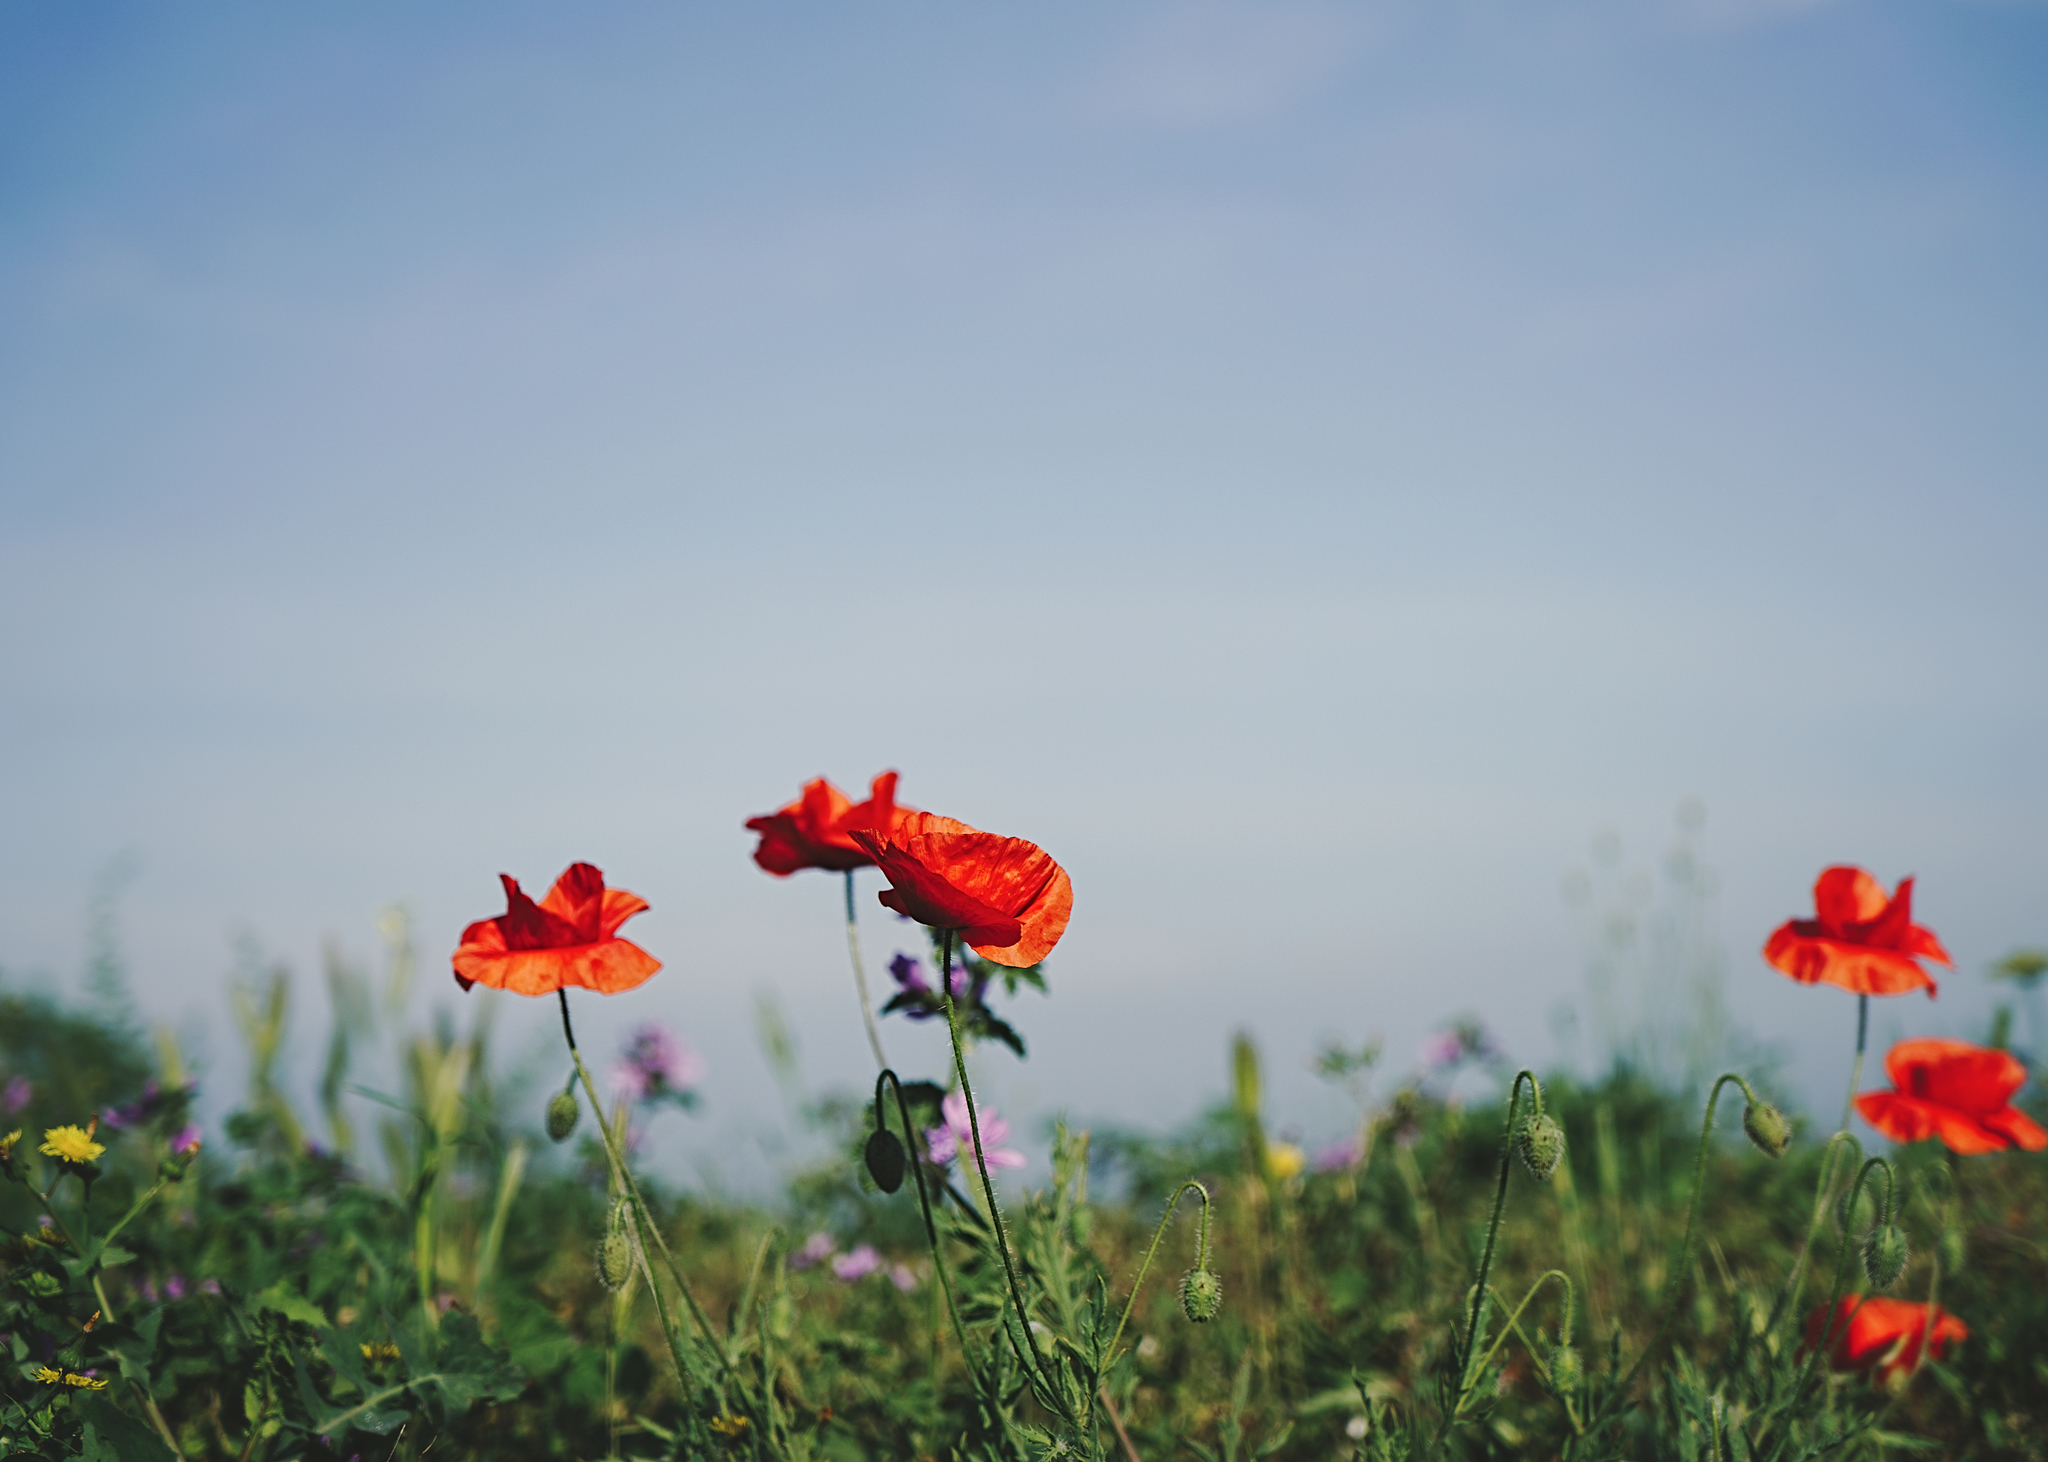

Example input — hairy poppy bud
[545,1089,580,1143]
[1516,1113,1565,1183]
[864,1129,906,1194]
[1548,1343,1582,1396]
[597,1230,634,1291]
[1741,1100,1790,1159]
[1861,1225,1909,1290]
[1179,1268,1222,1323]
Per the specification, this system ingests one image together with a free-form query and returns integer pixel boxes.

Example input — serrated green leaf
[253,1283,329,1329]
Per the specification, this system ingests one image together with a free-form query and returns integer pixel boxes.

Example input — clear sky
[3,1,2044,1185]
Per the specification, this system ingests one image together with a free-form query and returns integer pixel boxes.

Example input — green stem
[1786,1157,1894,1408]
[1841,994,1869,1134]
[559,991,734,1408]
[938,929,1062,1411]
[1593,1072,1758,1428]
[1461,1270,1574,1411]
[876,1069,982,1390]
[1101,1181,1211,1383]
[1458,1070,1539,1398]
[845,870,889,1071]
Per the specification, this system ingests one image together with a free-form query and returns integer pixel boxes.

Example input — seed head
[597,1230,634,1291]
[545,1089,580,1143]
[1741,1100,1791,1159]
[1861,1225,1909,1290]
[1515,1113,1566,1183]
[1179,1268,1223,1323]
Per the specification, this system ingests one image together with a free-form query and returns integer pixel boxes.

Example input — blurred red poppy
[849,812,1072,968]
[747,773,915,875]
[1805,1295,1967,1387]
[1763,867,1948,998]
[452,863,661,996]
[1855,1038,2047,1155]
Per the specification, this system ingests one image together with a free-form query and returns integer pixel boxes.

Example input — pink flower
[890,1263,920,1292]
[791,1232,835,1270]
[1315,1137,1363,1172]
[925,1091,1026,1171]
[3,1075,33,1116]
[831,1245,882,1282]
[608,1023,704,1104]
[170,1125,202,1159]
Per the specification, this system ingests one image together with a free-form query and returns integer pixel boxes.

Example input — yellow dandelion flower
[64,1372,109,1390]
[39,1125,105,1165]
[33,1365,62,1385]
[360,1342,402,1362]
[0,1129,20,1158]
[1264,1141,1305,1182]
[708,1413,752,1438]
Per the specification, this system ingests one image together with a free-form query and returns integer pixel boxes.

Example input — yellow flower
[1264,1141,1305,1182]
[708,1413,752,1438]
[360,1342,402,1362]
[0,1129,20,1166]
[39,1125,105,1165]
[65,1372,109,1390]
[33,1365,62,1385]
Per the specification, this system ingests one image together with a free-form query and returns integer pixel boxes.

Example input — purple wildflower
[164,1274,186,1301]
[925,1091,1025,1171]
[1421,1019,1498,1073]
[888,953,931,998]
[831,1246,882,1282]
[1314,1137,1364,1173]
[791,1232,835,1270]
[609,1023,703,1104]
[887,956,981,1021]
[200,1279,222,1296]
[2,1075,30,1116]
[102,1079,197,1131]
[170,1125,202,1158]
[890,1263,919,1292]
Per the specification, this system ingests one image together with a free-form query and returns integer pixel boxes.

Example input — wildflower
[831,1245,882,1281]
[889,1263,919,1292]
[850,813,1072,968]
[34,1366,108,1390]
[360,1342,401,1362]
[1421,1020,1497,1071]
[1805,1295,1967,1387]
[1764,867,1948,998]
[746,772,917,875]
[102,1078,195,1131]
[170,1124,202,1158]
[790,1232,836,1270]
[1313,1136,1363,1172]
[451,862,661,996]
[1265,1141,1306,1182]
[163,1274,187,1301]
[40,1125,105,1165]
[926,1090,1026,1171]
[1854,1038,2047,1155]
[0,1128,20,1176]
[708,1414,751,1438]
[32,1366,61,1385]
[609,1023,703,1103]
[2,1075,30,1115]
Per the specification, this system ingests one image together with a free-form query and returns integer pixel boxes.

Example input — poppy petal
[1855,1092,1943,1146]
[1764,931,1938,997]
[540,862,610,942]
[452,939,662,997]
[1813,867,1890,932]
[1978,1106,2048,1152]
[1885,1038,2024,1112]
[598,886,653,941]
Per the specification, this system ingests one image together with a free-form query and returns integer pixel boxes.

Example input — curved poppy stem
[1591,1072,1754,1429]
[1097,1181,1210,1404]
[875,1067,980,1390]
[558,991,737,1410]
[1458,1270,1574,1418]
[1457,1070,1539,1401]
[937,929,1063,1411]
[1786,1157,1894,1407]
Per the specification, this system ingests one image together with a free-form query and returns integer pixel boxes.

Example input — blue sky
[3,0,2044,1183]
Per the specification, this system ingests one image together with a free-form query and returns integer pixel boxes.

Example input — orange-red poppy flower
[1804,1296,1967,1386]
[849,812,1072,968]
[452,862,661,996]
[746,772,916,875]
[1855,1038,2047,1155]
[1763,867,1949,998]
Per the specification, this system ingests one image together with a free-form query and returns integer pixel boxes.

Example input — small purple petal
[831,1245,882,1282]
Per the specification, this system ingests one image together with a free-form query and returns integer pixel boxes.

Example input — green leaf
[74,1393,174,1461]
[252,1282,329,1329]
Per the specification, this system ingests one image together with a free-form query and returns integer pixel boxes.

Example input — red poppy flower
[849,812,1072,969]
[1804,1296,1967,1386]
[1763,867,1949,998]
[452,862,661,996]
[746,773,916,875]
[1855,1038,2047,1155]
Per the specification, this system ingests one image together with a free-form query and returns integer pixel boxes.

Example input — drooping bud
[1861,1225,1909,1290]
[1741,1100,1791,1159]
[864,1129,907,1194]
[1179,1268,1223,1323]
[597,1230,634,1291]
[1516,1113,1565,1183]
[1548,1343,1582,1396]
[545,1089,580,1143]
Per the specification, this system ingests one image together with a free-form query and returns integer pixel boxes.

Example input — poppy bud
[1741,1100,1790,1159]
[864,1129,906,1194]
[597,1231,634,1292]
[1179,1268,1222,1323]
[1548,1343,1582,1396]
[545,1089,580,1143]
[1515,1113,1565,1183]
[1861,1225,1909,1290]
